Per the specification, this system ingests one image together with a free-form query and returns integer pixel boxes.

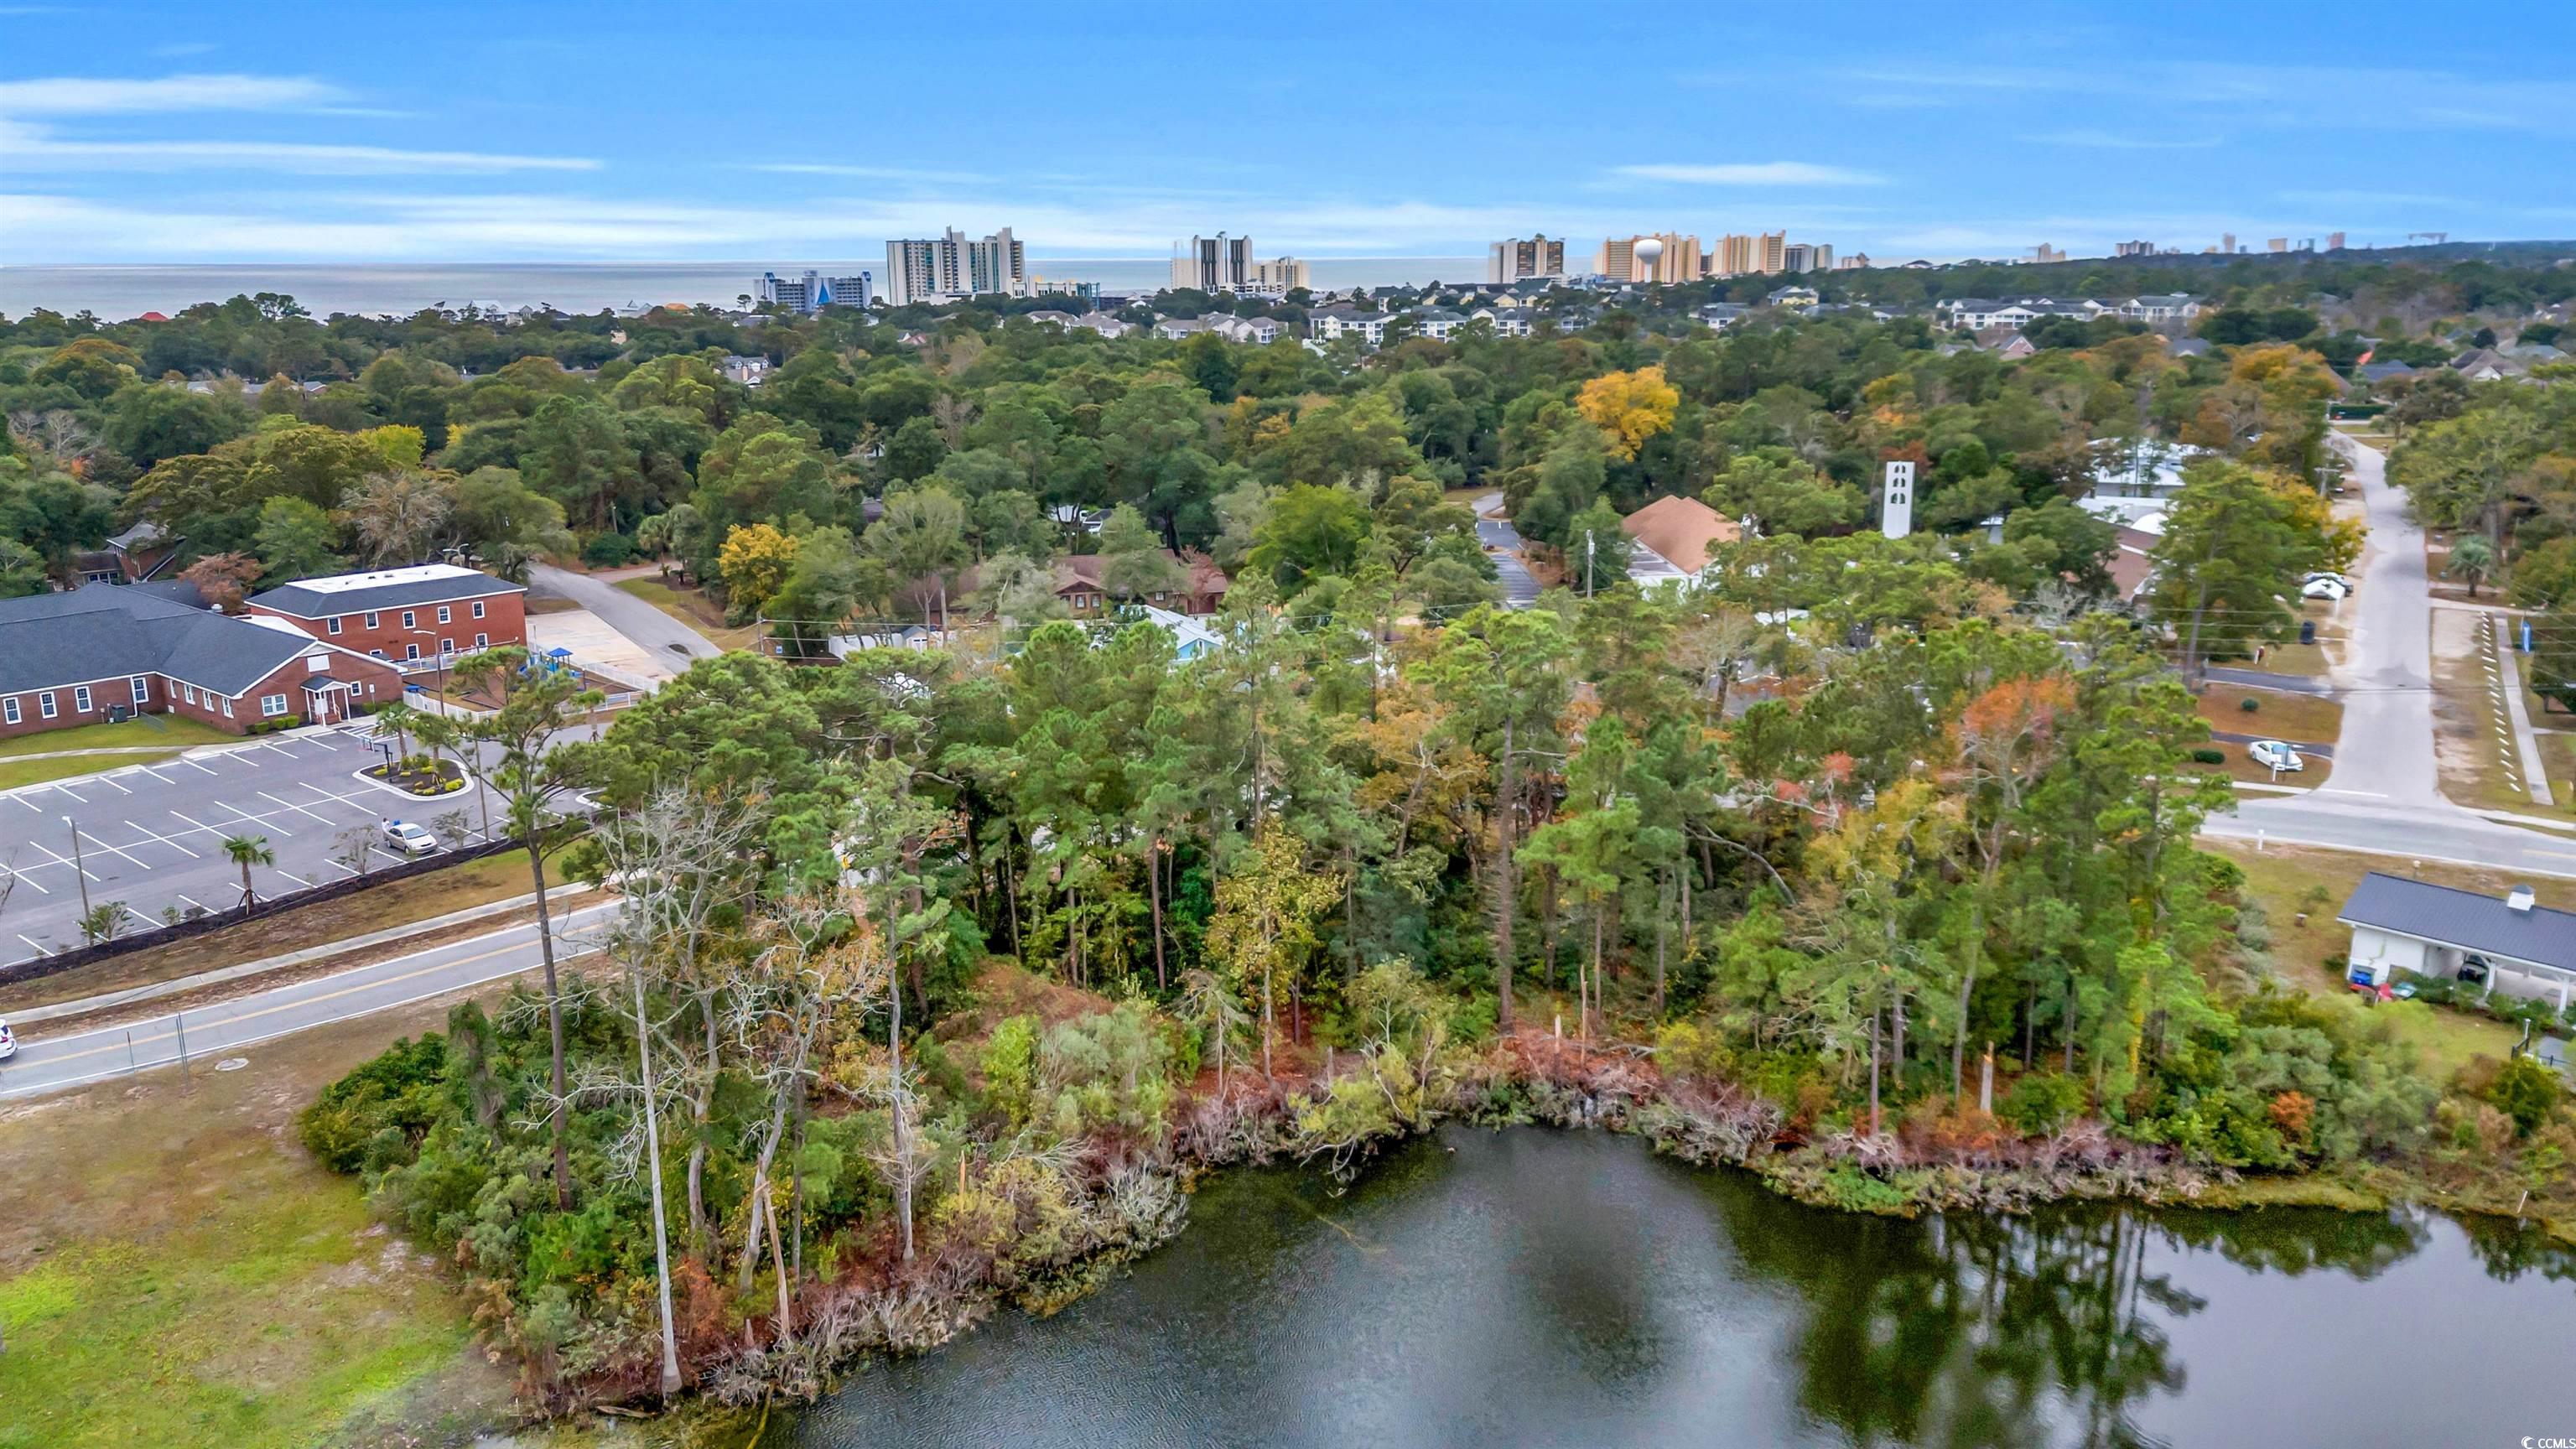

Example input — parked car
[2304,570,2354,591]
[380,818,438,855]
[2247,740,2305,772]
[2301,577,2350,601]
[0,1019,16,1062]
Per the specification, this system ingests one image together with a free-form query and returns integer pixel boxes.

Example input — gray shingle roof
[0,587,319,697]
[2338,871,2576,973]
[247,566,521,618]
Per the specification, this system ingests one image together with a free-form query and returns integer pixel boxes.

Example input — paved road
[2205,666,2331,697]
[528,563,723,668]
[2322,435,2438,803]
[1472,491,1542,608]
[0,722,507,964]
[2194,434,2576,875]
[0,899,615,1099]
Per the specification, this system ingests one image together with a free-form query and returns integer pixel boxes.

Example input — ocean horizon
[0,258,1491,320]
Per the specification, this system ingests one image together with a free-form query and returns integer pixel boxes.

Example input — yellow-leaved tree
[1576,366,1680,460]
[1205,822,1343,1078]
[718,522,798,618]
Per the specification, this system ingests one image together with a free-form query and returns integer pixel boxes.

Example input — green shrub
[2239,696,2262,713]
[1997,1071,2088,1136]
[2190,747,2227,765]
[2491,1055,2567,1136]
[980,1014,1041,1126]
[299,1032,449,1173]
[580,532,637,567]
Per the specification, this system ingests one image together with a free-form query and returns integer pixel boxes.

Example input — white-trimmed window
[474,632,488,648]
[73,685,91,712]
[220,695,233,717]
[471,600,486,619]
[365,610,380,629]
[2,698,17,725]
[401,609,417,628]
[181,683,195,704]
[130,674,149,704]
[369,649,387,659]
[261,693,288,717]
[327,615,343,635]
[436,605,451,624]
[307,655,326,673]
[39,692,56,719]
[404,643,421,661]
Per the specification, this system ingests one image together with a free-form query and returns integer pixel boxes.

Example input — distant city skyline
[2,2,2568,266]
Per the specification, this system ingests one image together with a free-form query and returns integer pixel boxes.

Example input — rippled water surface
[781,1127,2576,1447]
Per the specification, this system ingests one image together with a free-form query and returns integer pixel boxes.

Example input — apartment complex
[883,227,1027,306]
[1780,242,1833,274]
[1707,231,1789,278]
[243,564,527,663]
[755,269,871,313]
[1249,257,1309,293]
[1488,235,1567,283]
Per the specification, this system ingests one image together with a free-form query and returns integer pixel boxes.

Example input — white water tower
[1632,236,1665,282]
[1881,460,1914,540]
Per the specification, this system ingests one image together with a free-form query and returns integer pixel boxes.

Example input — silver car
[0,1019,17,1062]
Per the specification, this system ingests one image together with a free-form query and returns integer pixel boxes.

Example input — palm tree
[221,834,274,910]
[2444,533,2498,599]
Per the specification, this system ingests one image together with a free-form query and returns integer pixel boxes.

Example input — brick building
[244,564,527,665]
[0,583,405,740]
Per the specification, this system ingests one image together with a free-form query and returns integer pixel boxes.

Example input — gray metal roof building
[245,564,522,619]
[2338,871,2576,974]
[0,587,331,698]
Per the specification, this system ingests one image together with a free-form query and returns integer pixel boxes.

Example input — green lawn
[0,1003,513,1449]
[0,714,232,760]
[0,750,185,791]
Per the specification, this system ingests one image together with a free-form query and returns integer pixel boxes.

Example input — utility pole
[62,815,89,921]
[1584,529,1596,597]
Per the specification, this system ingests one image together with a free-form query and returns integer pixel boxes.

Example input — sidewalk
[2490,615,2554,806]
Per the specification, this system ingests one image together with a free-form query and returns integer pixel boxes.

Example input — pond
[778,1127,2576,1447]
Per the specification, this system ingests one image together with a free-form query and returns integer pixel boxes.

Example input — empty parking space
[0,724,501,964]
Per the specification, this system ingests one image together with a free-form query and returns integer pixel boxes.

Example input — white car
[380,819,439,855]
[2247,740,2306,773]
[0,1019,16,1062]
[2300,577,2350,601]
[2304,571,2354,591]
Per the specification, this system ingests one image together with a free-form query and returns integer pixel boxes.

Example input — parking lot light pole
[62,814,90,919]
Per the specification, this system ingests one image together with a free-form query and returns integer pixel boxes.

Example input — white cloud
[752,163,995,184]
[1612,162,1882,186]
[0,123,597,174]
[0,72,345,115]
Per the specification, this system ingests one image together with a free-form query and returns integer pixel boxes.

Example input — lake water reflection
[781,1127,2576,1448]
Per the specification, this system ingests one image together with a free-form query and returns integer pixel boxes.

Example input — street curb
[4,888,586,1025]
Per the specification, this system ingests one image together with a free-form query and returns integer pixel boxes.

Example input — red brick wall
[0,672,157,740]
[248,589,526,662]
[217,651,406,729]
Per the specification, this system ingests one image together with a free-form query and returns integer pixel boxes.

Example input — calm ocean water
[0,258,1487,320]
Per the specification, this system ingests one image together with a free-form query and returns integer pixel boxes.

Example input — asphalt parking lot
[0,722,501,966]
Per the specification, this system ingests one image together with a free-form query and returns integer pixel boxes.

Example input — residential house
[244,564,527,667]
[1621,495,1742,589]
[66,521,186,588]
[1047,551,1230,617]
[1984,331,2038,359]
[1764,285,1820,309]
[2168,338,2212,359]
[719,355,769,387]
[2451,348,2526,382]
[1155,314,1280,345]
[2114,293,2202,325]
[1699,303,1749,331]
[2356,360,2418,386]
[1472,306,1536,337]
[1136,605,1221,661]
[1025,309,1081,328]
[2340,873,2576,1010]
[1073,310,1135,340]
[0,586,404,739]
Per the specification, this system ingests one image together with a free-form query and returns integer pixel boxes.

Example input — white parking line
[92,773,132,795]
[0,860,49,896]
[303,734,340,751]
[273,869,312,887]
[124,818,200,859]
[181,757,220,776]
[323,859,359,876]
[23,838,97,881]
[47,782,86,802]
[260,789,340,827]
[128,762,175,783]
[15,935,48,956]
[122,905,158,928]
[169,808,220,840]
[8,793,37,812]
[216,800,288,837]
[260,740,300,759]
[71,830,153,870]
[174,893,208,913]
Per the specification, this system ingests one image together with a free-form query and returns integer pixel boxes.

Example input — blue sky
[2,0,2568,264]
